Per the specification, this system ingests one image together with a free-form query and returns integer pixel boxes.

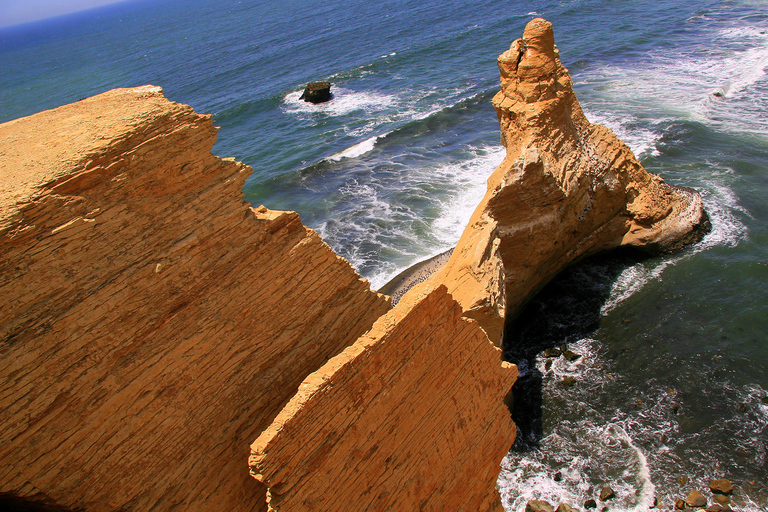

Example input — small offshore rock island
[0,18,708,512]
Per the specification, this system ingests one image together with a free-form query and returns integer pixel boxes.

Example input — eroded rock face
[249,283,517,512]
[0,86,390,511]
[435,18,710,342]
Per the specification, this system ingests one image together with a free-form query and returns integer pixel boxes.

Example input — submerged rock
[299,81,332,103]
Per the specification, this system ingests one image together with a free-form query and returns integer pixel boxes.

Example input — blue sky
[0,0,129,28]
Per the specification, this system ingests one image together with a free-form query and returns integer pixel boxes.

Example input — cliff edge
[0,86,390,511]
[434,18,710,343]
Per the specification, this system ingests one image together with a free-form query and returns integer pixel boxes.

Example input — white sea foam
[500,418,661,511]
[365,144,504,289]
[499,330,768,512]
[283,87,397,116]
[431,145,504,246]
[574,17,768,138]
[600,173,748,315]
[583,109,662,158]
[324,135,381,162]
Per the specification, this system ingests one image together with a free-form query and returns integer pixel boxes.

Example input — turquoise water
[1,0,766,510]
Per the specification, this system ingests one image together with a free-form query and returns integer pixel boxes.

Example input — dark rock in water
[584,498,597,509]
[709,479,734,495]
[526,499,555,512]
[553,471,563,482]
[556,504,577,512]
[563,349,581,361]
[544,347,562,357]
[713,494,730,506]
[299,81,332,103]
[685,489,707,508]
[675,499,686,510]
[600,486,615,501]
[562,376,576,388]
[678,476,689,486]
[706,504,724,512]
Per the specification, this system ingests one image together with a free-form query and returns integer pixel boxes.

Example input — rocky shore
[524,477,746,512]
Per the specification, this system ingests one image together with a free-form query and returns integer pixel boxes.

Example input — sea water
[1,0,766,510]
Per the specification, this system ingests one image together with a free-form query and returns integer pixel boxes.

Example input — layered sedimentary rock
[434,18,710,342]
[249,283,517,512]
[1,17,711,512]
[0,86,390,511]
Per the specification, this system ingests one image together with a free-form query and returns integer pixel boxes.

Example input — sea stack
[299,81,332,103]
[433,18,710,343]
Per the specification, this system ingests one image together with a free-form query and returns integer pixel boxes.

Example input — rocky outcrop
[244,18,711,512]
[299,81,332,103]
[249,283,517,512]
[433,18,709,343]
[0,86,390,511]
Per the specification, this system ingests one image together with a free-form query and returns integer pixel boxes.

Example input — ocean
[1,0,766,510]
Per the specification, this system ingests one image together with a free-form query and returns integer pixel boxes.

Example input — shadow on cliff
[502,249,646,451]
[0,493,83,512]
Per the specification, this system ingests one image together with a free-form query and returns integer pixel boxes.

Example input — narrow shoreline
[377,249,453,305]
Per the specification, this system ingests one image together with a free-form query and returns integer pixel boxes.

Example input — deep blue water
[1,0,766,510]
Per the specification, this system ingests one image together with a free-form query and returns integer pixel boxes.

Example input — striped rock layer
[0,86,390,511]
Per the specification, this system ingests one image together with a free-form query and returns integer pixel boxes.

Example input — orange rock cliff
[0,18,708,512]
[432,18,709,343]
[0,85,390,511]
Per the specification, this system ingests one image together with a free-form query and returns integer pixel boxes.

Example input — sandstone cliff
[0,86,390,511]
[434,18,710,343]
[246,18,710,512]
[249,283,517,512]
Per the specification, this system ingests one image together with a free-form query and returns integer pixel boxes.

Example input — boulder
[599,486,615,501]
[527,499,556,512]
[563,350,581,361]
[299,81,332,103]
[685,489,707,508]
[709,479,734,495]
[556,504,578,512]
[545,347,563,357]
